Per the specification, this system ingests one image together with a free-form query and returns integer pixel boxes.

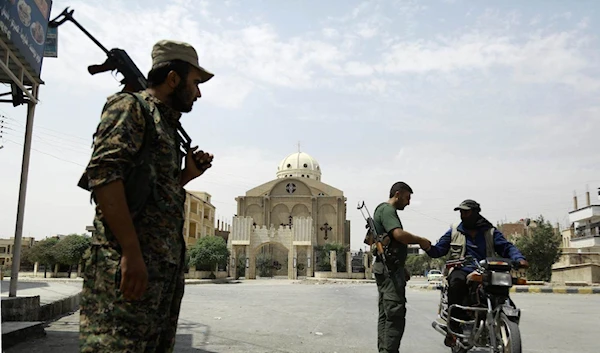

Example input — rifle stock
[357,201,391,277]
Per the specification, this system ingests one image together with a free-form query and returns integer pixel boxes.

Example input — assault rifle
[357,201,391,277]
[48,7,196,152]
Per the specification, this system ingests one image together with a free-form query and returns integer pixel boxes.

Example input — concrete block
[565,281,589,287]
[38,293,81,322]
[1,321,45,349]
[1,296,40,322]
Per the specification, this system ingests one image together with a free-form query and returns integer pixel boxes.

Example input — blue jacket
[426,223,526,273]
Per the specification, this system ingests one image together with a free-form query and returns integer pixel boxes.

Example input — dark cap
[454,199,481,212]
[151,40,214,83]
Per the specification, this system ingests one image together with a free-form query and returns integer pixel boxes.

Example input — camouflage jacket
[82,91,186,265]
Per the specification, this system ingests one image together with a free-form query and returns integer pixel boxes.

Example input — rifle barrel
[49,8,110,54]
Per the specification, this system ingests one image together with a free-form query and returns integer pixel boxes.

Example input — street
[6,280,599,352]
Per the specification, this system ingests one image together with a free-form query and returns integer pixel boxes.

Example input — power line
[3,138,87,167]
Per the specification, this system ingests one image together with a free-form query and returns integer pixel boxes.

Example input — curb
[408,284,600,294]
[185,278,240,285]
[301,278,376,284]
[39,292,81,322]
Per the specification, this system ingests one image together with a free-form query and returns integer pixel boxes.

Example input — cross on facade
[286,183,296,194]
[320,222,332,240]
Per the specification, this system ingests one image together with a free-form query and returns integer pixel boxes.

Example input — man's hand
[404,268,411,282]
[119,250,148,301]
[518,259,529,269]
[419,238,432,251]
[181,146,213,185]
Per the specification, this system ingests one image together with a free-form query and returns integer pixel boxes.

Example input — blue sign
[43,24,55,57]
[0,0,53,78]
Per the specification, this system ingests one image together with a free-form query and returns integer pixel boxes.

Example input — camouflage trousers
[79,245,185,353]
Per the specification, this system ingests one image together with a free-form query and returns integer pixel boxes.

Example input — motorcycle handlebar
[445,256,524,270]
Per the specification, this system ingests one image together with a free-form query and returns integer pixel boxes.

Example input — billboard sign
[0,0,53,78]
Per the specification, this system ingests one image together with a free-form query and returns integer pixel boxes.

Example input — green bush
[189,236,229,276]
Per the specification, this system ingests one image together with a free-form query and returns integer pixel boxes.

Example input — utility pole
[9,85,39,297]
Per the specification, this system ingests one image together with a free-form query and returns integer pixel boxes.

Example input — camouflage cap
[454,199,481,212]
[151,40,214,83]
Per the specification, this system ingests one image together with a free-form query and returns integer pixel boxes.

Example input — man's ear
[166,70,181,89]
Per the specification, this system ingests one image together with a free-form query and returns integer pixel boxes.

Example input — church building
[227,150,350,279]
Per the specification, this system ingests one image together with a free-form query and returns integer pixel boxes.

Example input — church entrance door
[255,243,289,278]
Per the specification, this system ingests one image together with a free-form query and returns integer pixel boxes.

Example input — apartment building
[183,190,216,248]
[0,236,36,266]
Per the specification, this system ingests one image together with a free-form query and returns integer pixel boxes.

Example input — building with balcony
[552,187,600,284]
[183,191,216,248]
[567,191,600,248]
[0,237,36,266]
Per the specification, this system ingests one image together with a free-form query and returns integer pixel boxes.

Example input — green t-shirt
[373,202,408,268]
[374,202,403,234]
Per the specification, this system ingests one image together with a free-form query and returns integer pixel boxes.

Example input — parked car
[427,269,443,283]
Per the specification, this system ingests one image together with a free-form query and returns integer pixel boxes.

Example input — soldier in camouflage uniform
[78,40,214,352]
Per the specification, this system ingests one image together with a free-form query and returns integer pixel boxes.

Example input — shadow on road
[0,280,50,292]
[4,320,215,352]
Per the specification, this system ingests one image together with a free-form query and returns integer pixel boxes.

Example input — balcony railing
[573,228,599,239]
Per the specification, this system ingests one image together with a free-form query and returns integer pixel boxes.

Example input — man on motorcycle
[423,199,528,347]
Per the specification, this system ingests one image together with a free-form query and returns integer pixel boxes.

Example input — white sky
[1,0,599,252]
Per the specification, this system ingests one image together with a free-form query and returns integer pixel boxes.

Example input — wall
[185,270,228,279]
[551,264,600,284]
[570,237,600,248]
[314,271,366,279]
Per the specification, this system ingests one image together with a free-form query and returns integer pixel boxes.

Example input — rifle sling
[78,92,157,218]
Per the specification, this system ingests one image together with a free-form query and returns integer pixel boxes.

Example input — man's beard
[169,83,193,113]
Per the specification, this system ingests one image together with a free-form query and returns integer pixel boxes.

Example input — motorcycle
[431,256,527,353]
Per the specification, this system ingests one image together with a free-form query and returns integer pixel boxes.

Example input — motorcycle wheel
[497,313,522,353]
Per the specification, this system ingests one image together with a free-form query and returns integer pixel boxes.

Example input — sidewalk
[408,282,600,294]
[1,276,241,349]
[1,279,83,350]
[1,279,82,306]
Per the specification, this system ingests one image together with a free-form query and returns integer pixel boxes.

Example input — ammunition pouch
[384,248,402,272]
[77,92,158,220]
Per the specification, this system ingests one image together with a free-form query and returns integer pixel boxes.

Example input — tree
[405,253,449,275]
[314,243,348,272]
[53,234,91,277]
[188,236,229,279]
[27,237,59,278]
[514,215,562,282]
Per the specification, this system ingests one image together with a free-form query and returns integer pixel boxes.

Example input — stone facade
[227,151,351,279]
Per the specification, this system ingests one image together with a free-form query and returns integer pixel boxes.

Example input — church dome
[276,151,322,181]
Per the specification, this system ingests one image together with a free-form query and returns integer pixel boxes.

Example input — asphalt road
[5,280,599,352]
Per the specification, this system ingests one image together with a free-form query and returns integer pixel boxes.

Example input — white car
[427,269,443,283]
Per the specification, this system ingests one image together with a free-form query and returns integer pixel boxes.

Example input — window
[286,183,297,194]
[287,164,291,168]
[303,163,308,168]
